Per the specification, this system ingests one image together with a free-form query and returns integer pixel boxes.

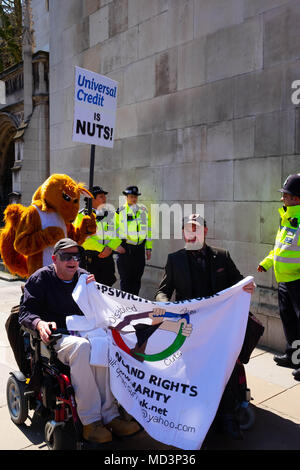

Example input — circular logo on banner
[110,308,193,362]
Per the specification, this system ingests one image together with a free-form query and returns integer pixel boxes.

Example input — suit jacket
[155,245,243,302]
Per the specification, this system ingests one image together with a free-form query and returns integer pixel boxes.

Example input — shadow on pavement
[12,412,48,449]
[203,405,300,450]
[12,410,176,451]
[8,404,300,451]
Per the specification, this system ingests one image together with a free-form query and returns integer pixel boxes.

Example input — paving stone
[262,385,300,423]
[245,351,296,388]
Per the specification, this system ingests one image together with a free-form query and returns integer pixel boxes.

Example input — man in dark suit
[155,214,255,439]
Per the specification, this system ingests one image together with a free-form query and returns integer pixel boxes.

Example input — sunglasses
[57,251,81,262]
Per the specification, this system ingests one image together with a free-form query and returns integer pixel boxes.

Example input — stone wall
[0,50,49,207]
[46,0,300,352]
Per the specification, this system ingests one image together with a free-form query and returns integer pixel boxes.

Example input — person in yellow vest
[258,174,300,381]
[74,186,123,286]
[114,186,152,295]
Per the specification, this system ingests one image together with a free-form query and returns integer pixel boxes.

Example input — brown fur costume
[0,174,96,278]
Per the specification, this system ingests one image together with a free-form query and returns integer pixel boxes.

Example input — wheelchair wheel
[6,375,28,425]
[236,403,255,430]
[45,420,76,450]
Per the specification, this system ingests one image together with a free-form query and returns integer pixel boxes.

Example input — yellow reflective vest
[260,205,300,282]
[74,209,121,253]
[114,202,152,250]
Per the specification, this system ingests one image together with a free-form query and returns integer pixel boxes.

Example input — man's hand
[146,249,152,261]
[257,265,266,272]
[36,320,57,344]
[98,247,112,258]
[243,281,256,294]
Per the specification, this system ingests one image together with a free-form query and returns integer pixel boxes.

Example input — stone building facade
[2,0,300,351]
[0,0,49,210]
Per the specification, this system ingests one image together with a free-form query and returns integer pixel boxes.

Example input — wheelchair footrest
[24,390,36,397]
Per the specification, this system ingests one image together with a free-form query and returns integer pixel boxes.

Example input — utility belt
[83,250,113,265]
[121,239,146,254]
[84,250,100,262]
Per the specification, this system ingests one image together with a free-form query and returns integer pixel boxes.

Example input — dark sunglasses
[57,251,81,262]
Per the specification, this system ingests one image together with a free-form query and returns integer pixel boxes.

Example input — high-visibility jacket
[260,205,300,282]
[74,209,121,253]
[114,202,152,250]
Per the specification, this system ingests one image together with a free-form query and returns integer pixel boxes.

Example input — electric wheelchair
[6,304,261,449]
[6,325,85,450]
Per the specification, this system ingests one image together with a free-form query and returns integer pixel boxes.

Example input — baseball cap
[53,238,85,255]
[182,214,206,229]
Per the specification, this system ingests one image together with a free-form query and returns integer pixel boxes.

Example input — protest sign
[68,276,253,450]
[72,66,118,148]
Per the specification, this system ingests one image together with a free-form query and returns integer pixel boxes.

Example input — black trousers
[217,363,240,416]
[80,251,116,287]
[278,279,300,354]
[116,243,146,295]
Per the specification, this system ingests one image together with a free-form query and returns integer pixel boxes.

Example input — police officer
[74,186,122,286]
[114,186,152,295]
[258,174,300,380]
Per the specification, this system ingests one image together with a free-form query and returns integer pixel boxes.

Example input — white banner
[72,66,118,148]
[68,276,253,450]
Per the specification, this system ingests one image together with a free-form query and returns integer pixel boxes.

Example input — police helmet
[279,174,300,198]
[91,186,108,197]
[122,186,141,196]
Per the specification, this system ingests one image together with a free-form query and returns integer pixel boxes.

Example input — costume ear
[32,186,42,203]
[32,184,48,211]
[77,184,94,199]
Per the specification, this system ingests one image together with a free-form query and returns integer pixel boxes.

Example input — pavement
[0,277,300,451]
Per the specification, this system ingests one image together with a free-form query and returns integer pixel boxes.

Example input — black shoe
[221,415,243,440]
[292,368,300,381]
[273,354,295,368]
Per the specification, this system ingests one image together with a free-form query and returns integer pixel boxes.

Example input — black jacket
[155,245,243,302]
[19,264,88,331]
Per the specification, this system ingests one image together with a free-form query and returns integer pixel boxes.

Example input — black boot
[273,353,295,368]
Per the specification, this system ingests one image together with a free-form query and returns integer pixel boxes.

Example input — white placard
[72,66,118,148]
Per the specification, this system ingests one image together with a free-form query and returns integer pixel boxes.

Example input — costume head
[32,174,93,223]
[0,173,96,278]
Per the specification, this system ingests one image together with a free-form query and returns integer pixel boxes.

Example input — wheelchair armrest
[47,332,62,347]
[20,325,62,346]
[21,325,40,339]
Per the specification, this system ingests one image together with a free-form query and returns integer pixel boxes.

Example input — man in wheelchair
[18,237,140,444]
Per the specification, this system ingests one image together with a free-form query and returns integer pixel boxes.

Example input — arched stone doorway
[0,112,19,225]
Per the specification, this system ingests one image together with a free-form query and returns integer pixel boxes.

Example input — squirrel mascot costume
[0,173,96,278]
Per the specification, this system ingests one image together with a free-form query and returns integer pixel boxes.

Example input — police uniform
[115,186,152,295]
[74,187,121,286]
[259,174,300,379]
